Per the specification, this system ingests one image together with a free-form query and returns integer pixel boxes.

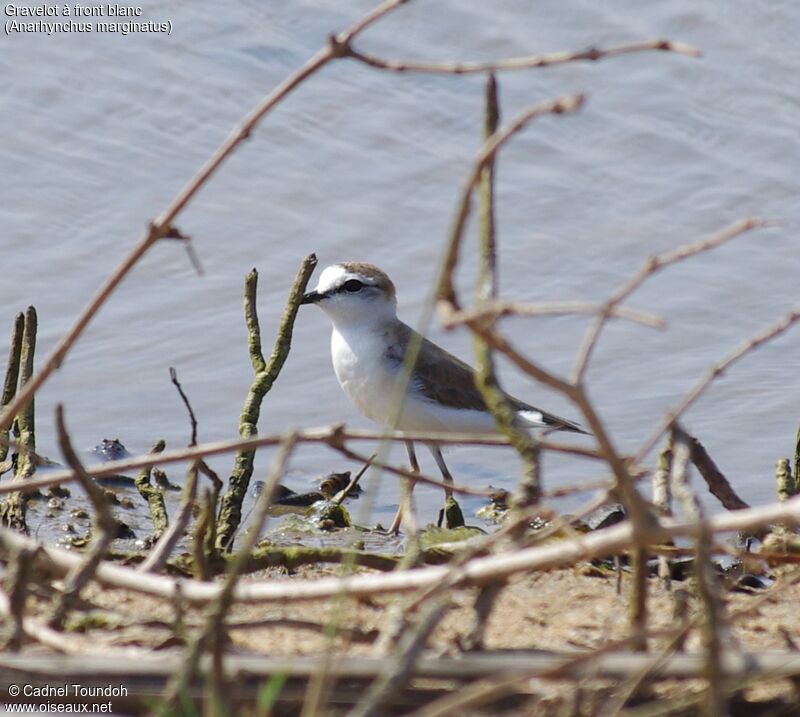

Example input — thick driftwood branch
[1,496,797,606]
[4,651,800,691]
[215,255,317,551]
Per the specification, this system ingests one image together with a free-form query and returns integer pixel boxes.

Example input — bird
[301,262,585,532]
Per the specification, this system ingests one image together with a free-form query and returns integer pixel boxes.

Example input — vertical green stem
[0,313,25,466]
[215,254,317,551]
[1,307,38,531]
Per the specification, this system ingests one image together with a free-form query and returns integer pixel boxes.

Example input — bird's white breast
[330,325,501,435]
[331,326,398,425]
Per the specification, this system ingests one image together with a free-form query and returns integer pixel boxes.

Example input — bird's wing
[385,323,587,434]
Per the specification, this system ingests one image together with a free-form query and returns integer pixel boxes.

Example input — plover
[301,262,585,531]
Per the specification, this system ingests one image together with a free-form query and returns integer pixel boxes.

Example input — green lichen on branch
[215,254,318,551]
[1,306,38,531]
[0,312,24,469]
[134,440,168,539]
[794,421,800,496]
[176,544,398,576]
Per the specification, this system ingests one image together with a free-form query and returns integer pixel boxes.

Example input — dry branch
[134,440,169,540]
[572,217,768,383]
[49,405,118,628]
[2,650,800,699]
[215,256,316,550]
[688,434,749,512]
[0,312,24,469]
[345,38,700,75]
[0,0,410,439]
[161,435,296,711]
[1,496,797,606]
[351,600,449,717]
[652,440,673,592]
[638,304,800,461]
[436,94,585,314]
[139,463,199,574]
[671,426,727,716]
[0,425,603,499]
[0,307,38,531]
[443,300,664,330]
[470,74,543,507]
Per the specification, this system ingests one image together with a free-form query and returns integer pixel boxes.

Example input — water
[2,0,799,534]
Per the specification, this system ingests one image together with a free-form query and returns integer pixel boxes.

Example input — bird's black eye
[342,279,364,293]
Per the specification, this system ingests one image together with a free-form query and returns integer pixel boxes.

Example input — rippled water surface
[2,1,799,534]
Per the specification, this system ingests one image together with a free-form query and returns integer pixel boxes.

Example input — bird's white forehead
[314,265,353,294]
[313,262,396,299]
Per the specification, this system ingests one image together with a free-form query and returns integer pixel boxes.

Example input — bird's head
[302,262,398,328]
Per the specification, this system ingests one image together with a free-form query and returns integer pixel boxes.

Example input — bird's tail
[518,409,589,435]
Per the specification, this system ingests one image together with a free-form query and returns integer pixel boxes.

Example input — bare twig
[638,305,800,461]
[688,434,750,512]
[345,38,700,75]
[0,0,410,438]
[777,458,794,503]
[350,600,449,717]
[138,462,199,574]
[436,94,585,314]
[327,439,501,499]
[333,453,375,505]
[49,405,117,628]
[443,300,664,329]
[169,367,198,447]
[671,425,727,717]
[573,217,769,383]
[467,323,655,532]
[629,547,648,652]
[468,74,544,507]
[160,434,297,712]
[2,546,34,650]
[0,424,603,499]
[477,73,500,303]
[653,440,673,592]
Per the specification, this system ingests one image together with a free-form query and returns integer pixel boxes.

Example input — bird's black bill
[301,291,323,305]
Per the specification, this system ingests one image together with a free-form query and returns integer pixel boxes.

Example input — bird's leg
[429,444,454,499]
[389,440,420,535]
[428,444,457,527]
